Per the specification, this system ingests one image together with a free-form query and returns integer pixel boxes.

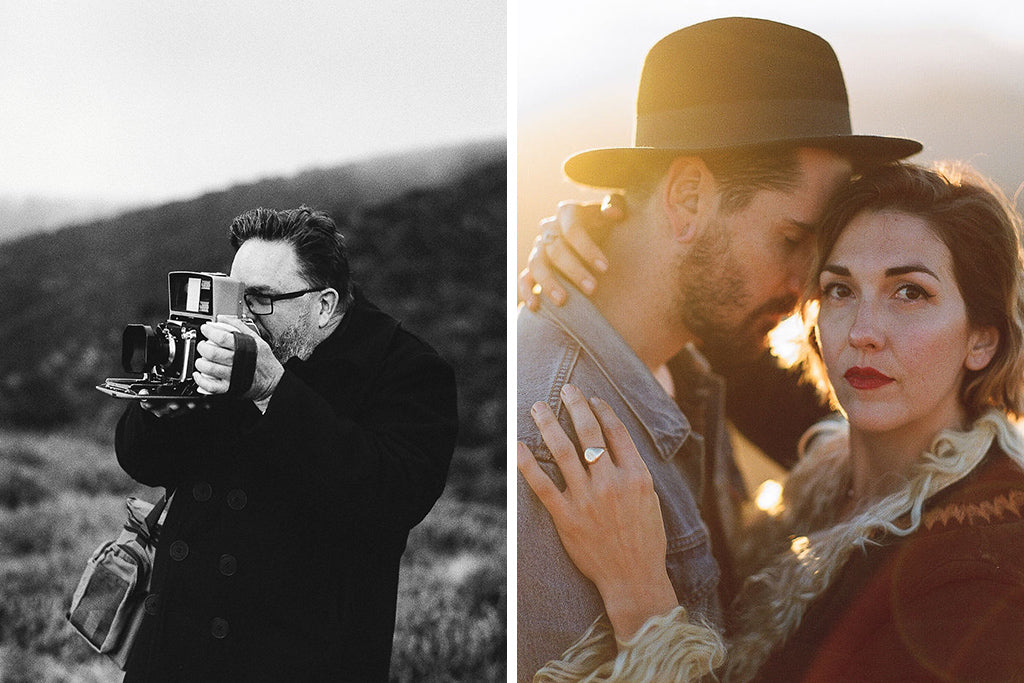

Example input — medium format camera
[97,271,259,400]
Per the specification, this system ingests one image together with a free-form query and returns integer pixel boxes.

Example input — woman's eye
[822,282,851,299]
[895,284,932,301]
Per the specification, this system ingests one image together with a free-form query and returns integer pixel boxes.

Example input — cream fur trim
[534,607,724,683]
[531,410,1024,683]
[725,409,1023,682]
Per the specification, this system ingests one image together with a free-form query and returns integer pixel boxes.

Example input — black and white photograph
[0,2,505,681]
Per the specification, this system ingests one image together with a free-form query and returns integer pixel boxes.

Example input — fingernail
[551,289,565,305]
[561,384,580,400]
[594,258,608,273]
[581,277,596,294]
[531,401,545,415]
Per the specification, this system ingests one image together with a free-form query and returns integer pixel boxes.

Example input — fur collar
[724,409,1024,682]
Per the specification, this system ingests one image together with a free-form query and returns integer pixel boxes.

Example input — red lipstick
[844,366,894,390]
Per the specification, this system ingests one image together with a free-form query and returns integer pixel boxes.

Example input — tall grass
[0,430,505,681]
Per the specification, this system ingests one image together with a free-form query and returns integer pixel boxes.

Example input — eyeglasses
[243,288,323,315]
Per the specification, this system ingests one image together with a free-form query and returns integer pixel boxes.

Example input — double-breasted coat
[116,291,458,681]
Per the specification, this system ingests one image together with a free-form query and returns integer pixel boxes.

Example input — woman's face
[815,210,997,436]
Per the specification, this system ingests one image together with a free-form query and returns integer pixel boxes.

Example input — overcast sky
[0,1,506,203]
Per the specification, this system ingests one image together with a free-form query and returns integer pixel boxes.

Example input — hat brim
[563,135,923,189]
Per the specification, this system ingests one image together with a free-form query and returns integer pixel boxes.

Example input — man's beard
[676,219,797,369]
[267,315,318,364]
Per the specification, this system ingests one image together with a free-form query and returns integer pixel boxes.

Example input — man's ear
[663,157,712,243]
[317,288,341,327]
[965,325,999,371]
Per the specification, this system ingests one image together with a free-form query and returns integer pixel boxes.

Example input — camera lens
[122,324,172,373]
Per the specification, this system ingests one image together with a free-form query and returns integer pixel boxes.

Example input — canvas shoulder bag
[66,491,171,670]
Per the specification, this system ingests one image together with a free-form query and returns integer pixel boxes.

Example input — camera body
[98,271,259,399]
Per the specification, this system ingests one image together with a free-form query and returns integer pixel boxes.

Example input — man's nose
[786,243,816,297]
[786,263,811,299]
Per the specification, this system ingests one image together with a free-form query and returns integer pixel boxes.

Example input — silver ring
[539,220,561,246]
[583,447,606,464]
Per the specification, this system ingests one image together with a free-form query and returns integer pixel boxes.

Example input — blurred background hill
[0,197,128,243]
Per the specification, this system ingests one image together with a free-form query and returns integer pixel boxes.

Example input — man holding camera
[115,206,458,681]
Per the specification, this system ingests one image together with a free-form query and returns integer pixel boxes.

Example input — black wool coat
[116,292,458,682]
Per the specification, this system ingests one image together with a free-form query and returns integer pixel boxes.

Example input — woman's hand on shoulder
[517,383,678,639]
[518,196,624,310]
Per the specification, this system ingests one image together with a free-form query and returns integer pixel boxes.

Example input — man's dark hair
[229,206,354,310]
[702,147,803,214]
[623,147,803,214]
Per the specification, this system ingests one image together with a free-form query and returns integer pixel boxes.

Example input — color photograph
[516,1,1024,680]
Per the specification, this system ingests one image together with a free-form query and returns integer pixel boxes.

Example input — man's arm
[250,335,458,532]
[115,400,229,487]
[115,316,280,488]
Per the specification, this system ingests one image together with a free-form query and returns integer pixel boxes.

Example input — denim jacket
[517,282,723,681]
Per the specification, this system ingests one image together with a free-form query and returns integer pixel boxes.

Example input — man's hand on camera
[194,319,284,404]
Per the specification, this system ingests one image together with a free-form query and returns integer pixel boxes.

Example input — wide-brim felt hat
[564,17,922,189]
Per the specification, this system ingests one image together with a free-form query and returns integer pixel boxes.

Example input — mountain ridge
[0,138,505,244]
[0,139,506,471]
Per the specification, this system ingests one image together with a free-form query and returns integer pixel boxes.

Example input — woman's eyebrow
[820,264,939,279]
[821,264,849,276]
[884,264,940,280]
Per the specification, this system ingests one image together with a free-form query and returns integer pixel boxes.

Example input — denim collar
[536,277,692,461]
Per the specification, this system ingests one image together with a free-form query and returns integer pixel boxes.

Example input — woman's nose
[848,301,885,350]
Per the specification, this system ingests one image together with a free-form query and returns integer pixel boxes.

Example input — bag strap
[143,493,167,529]
[143,489,175,542]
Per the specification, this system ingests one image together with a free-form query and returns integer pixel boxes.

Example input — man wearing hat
[516,17,920,679]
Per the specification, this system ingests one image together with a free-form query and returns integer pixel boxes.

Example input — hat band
[635,99,852,149]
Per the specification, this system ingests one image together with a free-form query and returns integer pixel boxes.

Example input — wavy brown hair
[801,162,1024,419]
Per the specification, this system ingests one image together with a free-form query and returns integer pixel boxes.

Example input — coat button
[144,593,161,615]
[226,489,248,510]
[169,540,189,561]
[218,554,237,576]
[210,617,229,639]
[192,481,212,502]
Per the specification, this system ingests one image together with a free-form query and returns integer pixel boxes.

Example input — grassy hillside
[0,430,505,681]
